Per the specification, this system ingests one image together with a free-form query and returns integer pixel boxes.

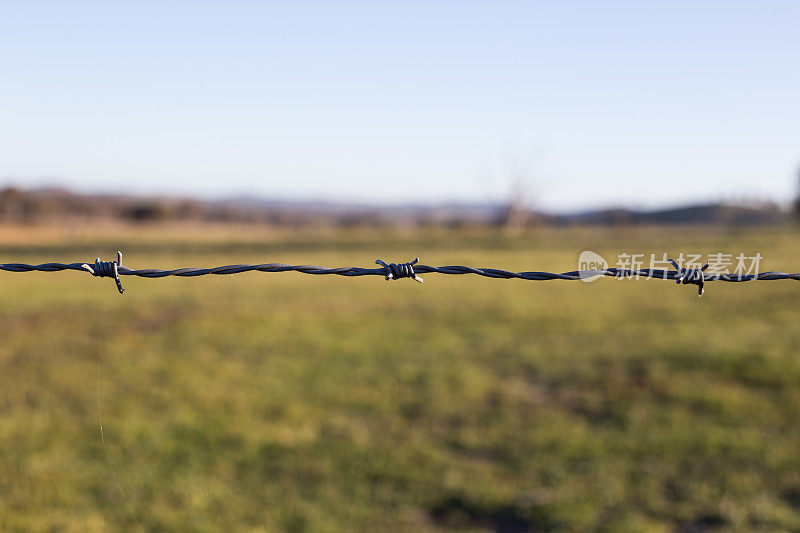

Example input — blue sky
[2,1,798,211]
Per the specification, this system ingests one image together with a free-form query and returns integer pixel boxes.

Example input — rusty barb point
[669,258,709,296]
[82,251,125,294]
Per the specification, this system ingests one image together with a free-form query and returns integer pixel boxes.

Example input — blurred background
[1,1,800,531]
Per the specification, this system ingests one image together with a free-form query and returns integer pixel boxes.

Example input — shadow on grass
[428,494,558,532]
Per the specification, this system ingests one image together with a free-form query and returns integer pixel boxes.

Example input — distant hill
[549,203,788,226]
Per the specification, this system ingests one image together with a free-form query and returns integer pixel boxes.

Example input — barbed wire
[2,252,800,296]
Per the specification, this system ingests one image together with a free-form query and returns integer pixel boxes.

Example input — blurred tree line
[1,183,797,229]
[0,187,494,228]
[0,187,204,224]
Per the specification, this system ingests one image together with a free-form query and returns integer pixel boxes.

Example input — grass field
[1,224,799,531]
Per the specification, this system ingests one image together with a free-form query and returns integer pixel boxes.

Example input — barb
[2,252,800,295]
[669,259,709,296]
[81,251,125,294]
[375,258,424,283]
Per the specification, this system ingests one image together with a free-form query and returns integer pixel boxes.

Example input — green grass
[1,225,799,531]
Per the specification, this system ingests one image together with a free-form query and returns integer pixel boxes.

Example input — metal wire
[2,251,799,296]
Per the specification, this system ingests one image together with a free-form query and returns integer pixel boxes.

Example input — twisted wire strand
[2,255,800,295]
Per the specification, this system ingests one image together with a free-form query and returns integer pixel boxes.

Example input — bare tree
[495,154,541,234]
[795,166,800,220]
[498,179,531,233]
